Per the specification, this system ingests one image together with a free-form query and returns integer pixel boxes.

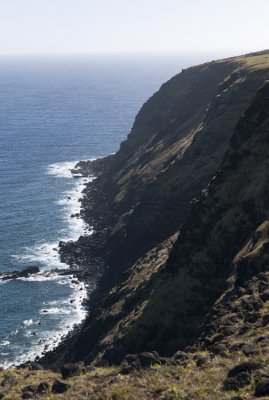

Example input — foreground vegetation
[1,346,269,399]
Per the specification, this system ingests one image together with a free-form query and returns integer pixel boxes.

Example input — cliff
[6,50,269,399]
[40,51,269,373]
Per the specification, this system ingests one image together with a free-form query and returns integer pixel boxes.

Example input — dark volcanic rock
[22,393,34,399]
[173,350,189,363]
[227,362,261,378]
[195,355,208,368]
[231,397,243,400]
[61,362,84,379]
[262,314,269,326]
[22,385,38,393]
[18,361,43,371]
[37,382,49,394]
[51,380,70,394]
[120,352,161,373]
[224,372,251,390]
[255,379,269,397]
[138,352,159,367]
[1,266,39,281]
[261,289,269,302]
[241,343,258,356]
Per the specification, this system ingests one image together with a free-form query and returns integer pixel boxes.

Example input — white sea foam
[12,242,65,270]
[46,161,79,178]
[23,319,34,327]
[40,307,70,315]
[17,274,60,282]
[0,276,89,368]
[0,159,95,368]
[46,158,96,179]
[0,341,10,347]
[56,177,95,240]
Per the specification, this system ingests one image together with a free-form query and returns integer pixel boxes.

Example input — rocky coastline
[40,51,269,369]
[4,50,269,399]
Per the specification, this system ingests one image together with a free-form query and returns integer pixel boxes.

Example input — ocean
[0,53,219,367]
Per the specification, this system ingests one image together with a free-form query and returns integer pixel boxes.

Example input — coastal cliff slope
[79,51,269,268]
[6,51,269,400]
[42,51,269,368]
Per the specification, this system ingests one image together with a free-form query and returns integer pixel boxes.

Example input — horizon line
[0,48,263,58]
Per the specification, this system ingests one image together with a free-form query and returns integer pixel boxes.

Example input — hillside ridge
[40,51,269,371]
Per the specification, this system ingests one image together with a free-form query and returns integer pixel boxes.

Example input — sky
[0,0,268,56]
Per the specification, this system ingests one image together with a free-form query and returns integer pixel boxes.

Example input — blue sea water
[0,53,220,367]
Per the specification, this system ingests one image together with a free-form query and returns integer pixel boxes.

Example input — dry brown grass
[0,348,268,399]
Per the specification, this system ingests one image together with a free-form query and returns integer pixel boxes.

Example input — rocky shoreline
[39,156,115,368]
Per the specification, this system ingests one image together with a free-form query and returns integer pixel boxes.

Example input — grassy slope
[3,345,269,400]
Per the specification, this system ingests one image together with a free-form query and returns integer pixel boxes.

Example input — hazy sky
[0,0,268,55]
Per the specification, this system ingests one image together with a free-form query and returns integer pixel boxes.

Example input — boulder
[120,352,160,373]
[194,355,208,368]
[210,343,228,356]
[224,372,251,390]
[261,289,269,302]
[51,380,70,394]
[241,343,257,356]
[124,354,139,364]
[255,379,269,397]
[245,312,260,323]
[22,385,38,393]
[19,361,43,371]
[262,314,269,326]
[22,393,34,399]
[228,361,261,377]
[138,352,159,367]
[173,350,189,363]
[61,363,84,379]
[37,382,49,394]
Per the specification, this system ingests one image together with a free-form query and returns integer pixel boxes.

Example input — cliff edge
[42,51,269,371]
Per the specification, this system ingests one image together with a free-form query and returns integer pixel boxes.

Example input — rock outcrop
[0,266,40,281]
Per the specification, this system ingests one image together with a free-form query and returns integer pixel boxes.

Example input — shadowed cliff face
[81,52,269,270]
[76,80,269,364]
[43,52,269,367]
[111,81,269,358]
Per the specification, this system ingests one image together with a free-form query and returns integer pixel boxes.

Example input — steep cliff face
[80,51,269,270]
[43,51,269,367]
[110,80,269,358]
